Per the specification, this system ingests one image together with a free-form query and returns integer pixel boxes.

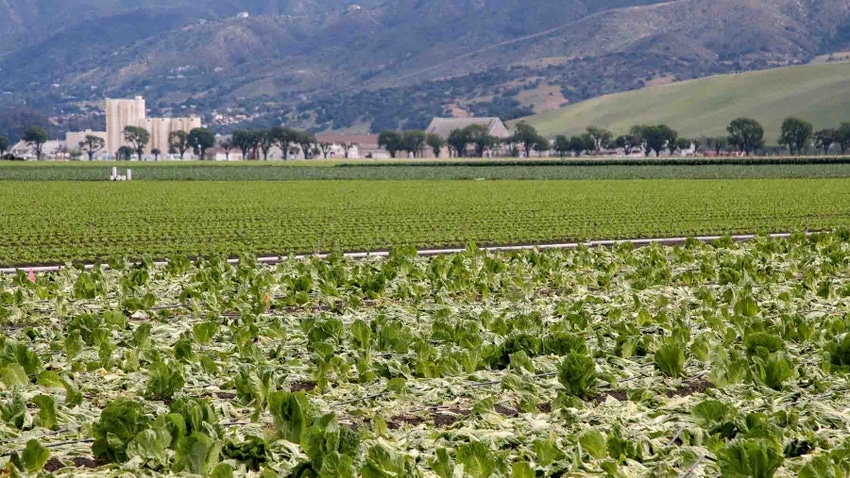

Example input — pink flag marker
[28,269,36,283]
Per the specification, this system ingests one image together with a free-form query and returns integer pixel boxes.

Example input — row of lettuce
[1,233,850,475]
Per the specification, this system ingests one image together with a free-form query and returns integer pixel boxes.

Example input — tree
[503,136,521,157]
[426,133,445,158]
[779,117,813,155]
[296,131,316,159]
[168,131,190,160]
[614,135,641,155]
[727,118,764,156]
[402,130,427,158]
[674,138,692,155]
[691,137,702,153]
[668,138,680,156]
[629,125,649,156]
[22,126,48,160]
[187,128,215,160]
[586,127,613,151]
[631,125,677,157]
[705,137,727,156]
[319,142,333,159]
[0,136,9,156]
[269,127,298,160]
[464,125,496,158]
[569,134,595,157]
[232,130,256,160]
[553,135,571,157]
[532,136,551,156]
[123,126,150,161]
[342,142,356,159]
[79,134,105,161]
[446,129,471,158]
[838,123,850,154]
[258,129,275,160]
[151,148,161,161]
[814,129,839,155]
[218,137,233,161]
[117,146,133,161]
[512,121,543,158]
[378,130,405,158]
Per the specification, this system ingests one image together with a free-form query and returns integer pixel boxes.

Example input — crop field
[5,159,850,181]
[0,233,849,477]
[3,179,850,267]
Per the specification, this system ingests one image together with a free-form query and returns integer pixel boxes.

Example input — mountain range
[2,0,850,133]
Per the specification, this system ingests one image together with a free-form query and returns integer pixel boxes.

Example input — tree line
[375,123,549,159]
[225,127,329,161]
[1,125,331,161]
[6,115,850,160]
[551,117,850,157]
[776,118,850,155]
[374,117,850,159]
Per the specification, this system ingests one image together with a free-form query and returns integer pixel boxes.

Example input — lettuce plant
[557,352,597,398]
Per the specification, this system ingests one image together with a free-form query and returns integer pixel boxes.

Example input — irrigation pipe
[0,232,807,275]
[0,439,95,458]
[665,426,687,449]
[679,455,706,478]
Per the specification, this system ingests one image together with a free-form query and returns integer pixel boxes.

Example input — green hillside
[521,62,850,143]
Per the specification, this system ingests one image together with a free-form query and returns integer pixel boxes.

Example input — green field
[1,233,848,476]
[2,179,850,266]
[520,61,850,141]
[7,158,850,180]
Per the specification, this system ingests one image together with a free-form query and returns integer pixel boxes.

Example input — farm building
[10,140,68,160]
[314,133,388,159]
[425,117,510,140]
[425,117,511,157]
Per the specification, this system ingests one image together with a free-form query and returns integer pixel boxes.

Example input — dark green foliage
[631,124,677,157]
[378,131,405,158]
[446,128,472,158]
[692,399,739,439]
[727,118,765,156]
[744,332,784,357]
[0,341,43,376]
[544,332,588,356]
[9,439,50,473]
[749,352,796,391]
[144,360,185,401]
[361,443,422,478]
[779,117,813,155]
[1,393,27,429]
[22,126,48,159]
[654,338,687,378]
[718,438,784,478]
[222,436,267,471]
[188,128,216,160]
[557,352,597,398]
[814,129,839,155]
[827,335,850,371]
[123,126,150,160]
[92,398,151,463]
[168,397,219,436]
[268,391,310,443]
[512,121,546,158]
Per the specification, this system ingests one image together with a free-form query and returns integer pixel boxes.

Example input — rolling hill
[520,61,850,143]
[4,0,850,132]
